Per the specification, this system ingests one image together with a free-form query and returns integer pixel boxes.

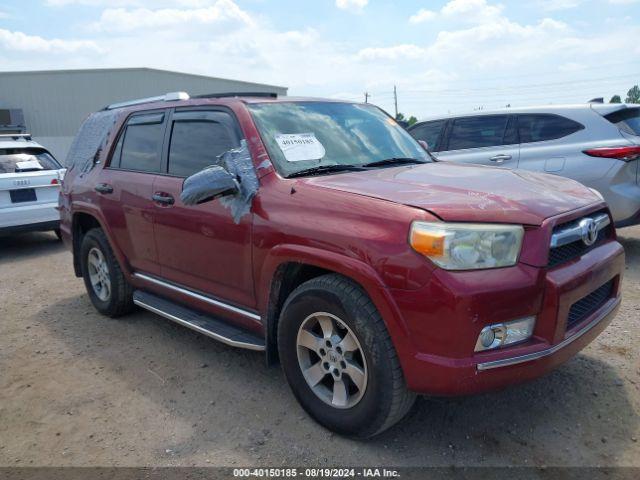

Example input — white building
[0,68,287,162]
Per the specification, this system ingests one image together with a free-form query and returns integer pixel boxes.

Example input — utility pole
[393,85,398,118]
[364,92,370,103]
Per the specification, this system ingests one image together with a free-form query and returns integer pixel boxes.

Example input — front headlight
[409,221,524,270]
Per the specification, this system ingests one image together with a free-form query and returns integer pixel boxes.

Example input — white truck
[0,134,65,237]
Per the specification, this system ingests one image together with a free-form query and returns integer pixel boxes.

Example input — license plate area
[10,188,37,203]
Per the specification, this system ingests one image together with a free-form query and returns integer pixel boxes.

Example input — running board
[133,290,265,351]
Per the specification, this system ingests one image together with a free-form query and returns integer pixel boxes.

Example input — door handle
[152,193,175,206]
[489,154,512,163]
[95,183,113,194]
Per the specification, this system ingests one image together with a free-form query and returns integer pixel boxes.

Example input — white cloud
[46,0,212,6]
[538,0,583,10]
[0,28,101,53]
[408,0,503,25]
[608,0,640,4]
[90,0,254,32]
[335,0,369,13]
[409,9,436,24]
[357,44,426,61]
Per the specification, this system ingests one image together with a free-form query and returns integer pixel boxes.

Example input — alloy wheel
[87,247,111,302]
[296,312,368,409]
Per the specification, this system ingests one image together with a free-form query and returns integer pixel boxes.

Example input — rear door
[97,110,166,275]
[436,114,520,168]
[152,108,256,309]
[516,113,588,177]
[0,149,63,228]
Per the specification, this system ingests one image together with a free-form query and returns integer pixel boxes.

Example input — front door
[437,114,520,169]
[152,108,256,310]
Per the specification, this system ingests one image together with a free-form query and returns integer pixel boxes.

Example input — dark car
[59,92,624,438]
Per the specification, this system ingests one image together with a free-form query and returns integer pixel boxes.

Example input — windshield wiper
[361,157,427,168]
[286,164,365,178]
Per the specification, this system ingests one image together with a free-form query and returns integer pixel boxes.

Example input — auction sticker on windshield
[275,133,326,162]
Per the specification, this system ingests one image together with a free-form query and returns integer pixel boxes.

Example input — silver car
[409,103,640,227]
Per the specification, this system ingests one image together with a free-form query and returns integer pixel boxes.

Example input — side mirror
[180,165,239,206]
[418,140,430,151]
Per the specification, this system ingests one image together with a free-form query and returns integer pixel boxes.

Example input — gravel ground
[0,227,638,467]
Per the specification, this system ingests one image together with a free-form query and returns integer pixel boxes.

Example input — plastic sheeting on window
[219,140,259,224]
[66,110,120,173]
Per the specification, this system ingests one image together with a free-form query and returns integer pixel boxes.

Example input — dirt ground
[0,227,639,468]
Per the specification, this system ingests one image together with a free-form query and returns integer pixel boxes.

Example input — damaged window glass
[248,102,429,177]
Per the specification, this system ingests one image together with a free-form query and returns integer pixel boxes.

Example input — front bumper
[390,239,624,396]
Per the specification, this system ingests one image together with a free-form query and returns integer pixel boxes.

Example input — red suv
[59,92,624,438]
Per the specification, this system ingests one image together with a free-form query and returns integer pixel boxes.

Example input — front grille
[567,280,614,329]
[548,227,609,267]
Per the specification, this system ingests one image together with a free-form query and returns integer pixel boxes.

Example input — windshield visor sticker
[275,133,326,162]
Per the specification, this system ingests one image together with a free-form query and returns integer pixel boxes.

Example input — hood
[303,162,602,225]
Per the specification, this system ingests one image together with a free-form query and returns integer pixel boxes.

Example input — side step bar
[133,290,265,351]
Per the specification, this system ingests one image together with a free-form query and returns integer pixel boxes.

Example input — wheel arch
[259,245,411,365]
[71,208,127,279]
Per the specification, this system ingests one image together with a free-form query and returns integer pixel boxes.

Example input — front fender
[257,243,413,356]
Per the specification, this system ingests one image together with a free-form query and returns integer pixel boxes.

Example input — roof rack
[193,92,278,99]
[105,91,190,110]
[0,133,32,140]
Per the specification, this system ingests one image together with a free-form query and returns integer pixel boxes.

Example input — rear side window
[0,149,61,173]
[605,108,640,136]
[168,112,239,177]
[116,113,165,172]
[447,115,509,150]
[409,120,446,151]
[518,114,583,143]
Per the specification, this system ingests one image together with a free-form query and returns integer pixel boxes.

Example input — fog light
[475,316,536,352]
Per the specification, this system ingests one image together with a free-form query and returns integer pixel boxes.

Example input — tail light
[51,178,59,185]
[583,146,640,161]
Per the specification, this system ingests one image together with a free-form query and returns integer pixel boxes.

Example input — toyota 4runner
[59,92,624,438]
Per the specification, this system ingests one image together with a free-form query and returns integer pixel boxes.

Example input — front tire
[80,228,134,317]
[278,274,415,438]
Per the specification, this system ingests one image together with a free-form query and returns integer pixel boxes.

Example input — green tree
[626,85,640,104]
[395,112,418,127]
[609,94,622,103]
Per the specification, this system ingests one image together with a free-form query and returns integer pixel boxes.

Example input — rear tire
[278,274,415,438]
[54,228,62,241]
[80,228,134,317]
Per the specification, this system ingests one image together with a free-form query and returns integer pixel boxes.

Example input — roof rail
[193,92,278,99]
[105,91,190,110]
[0,133,32,140]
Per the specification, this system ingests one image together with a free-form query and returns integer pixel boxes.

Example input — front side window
[410,120,446,151]
[447,115,510,151]
[518,114,584,143]
[248,102,429,177]
[0,149,61,173]
[168,115,239,177]
[118,113,165,173]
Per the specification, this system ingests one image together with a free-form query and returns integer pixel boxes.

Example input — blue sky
[0,0,639,118]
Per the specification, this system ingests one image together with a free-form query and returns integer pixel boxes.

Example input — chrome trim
[476,297,619,371]
[133,298,265,351]
[106,91,190,110]
[550,213,610,248]
[133,272,261,322]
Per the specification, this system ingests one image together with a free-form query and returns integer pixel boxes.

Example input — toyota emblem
[579,218,599,246]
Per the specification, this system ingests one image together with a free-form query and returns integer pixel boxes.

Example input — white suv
[409,103,640,227]
[0,134,65,237]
